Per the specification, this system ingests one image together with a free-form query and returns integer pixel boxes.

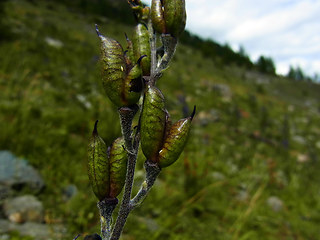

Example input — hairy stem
[97,198,118,240]
[130,160,161,208]
[110,105,139,240]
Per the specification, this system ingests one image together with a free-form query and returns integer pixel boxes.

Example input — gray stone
[3,195,44,223]
[266,196,283,212]
[0,219,65,240]
[0,151,45,194]
[0,219,15,234]
[197,109,220,126]
[62,184,78,202]
[213,84,232,100]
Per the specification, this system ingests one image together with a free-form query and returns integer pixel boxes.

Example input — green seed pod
[158,106,196,168]
[151,0,166,34]
[132,24,151,76]
[151,0,186,37]
[109,137,127,198]
[87,120,110,201]
[163,0,186,37]
[140,86,166,162]
[96,25,142,107]
[125,34,135,66]
[87,121,128,200]
[128,0,150,23]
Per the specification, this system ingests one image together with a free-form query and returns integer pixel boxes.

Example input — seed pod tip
[93,120,99,136]
[95,24,105,40]
[137,55,147,65]
[191,105,196,121]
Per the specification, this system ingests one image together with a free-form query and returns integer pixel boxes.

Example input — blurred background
[0,0,320,239]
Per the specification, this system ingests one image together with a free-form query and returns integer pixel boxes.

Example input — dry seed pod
[132,24,151,76]
[96,25,142,107]
[87,121,128,200]
[140,86,166,162]
[151,0,186,37]
[158,106,196,168]
[87,120,110,201]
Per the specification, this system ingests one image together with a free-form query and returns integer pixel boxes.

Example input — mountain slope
[0,1,320,239]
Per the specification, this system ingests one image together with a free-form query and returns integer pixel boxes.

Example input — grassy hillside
[1,0,320,239]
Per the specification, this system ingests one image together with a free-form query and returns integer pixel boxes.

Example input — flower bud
[87,121,128,200]
[96,25,143,107]
[140,86,166,162]
[151,0,186,37]
[132,24,151,76]
[158,106,195,168]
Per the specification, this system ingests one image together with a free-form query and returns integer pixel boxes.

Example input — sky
[143,0,320,77]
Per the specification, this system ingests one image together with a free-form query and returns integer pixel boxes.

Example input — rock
[266,196,283,212]
[196,109,220,126]
[0,219,15,234]
[235,190,249,202]
[0,234,10,240]
[213,84,232,101]
[62,184,78,202]
[0,185,10,201]
[0,219,65,240]
[0,151,45,194]
[3,195,44,223]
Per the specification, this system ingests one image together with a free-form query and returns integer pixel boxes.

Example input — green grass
[1,0,320,239]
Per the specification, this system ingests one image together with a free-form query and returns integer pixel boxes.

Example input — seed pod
[87,120,110,201]
[87,121,128,200]
[163,0,186,37]
[158,106,196,168]
[128,0,150,23]
[151,0,166,34]
[96,25,142,107]
[151,0,186,37]
[109,137,127,198]
[132,24,151,76]
[125,34,135,66]
[140,86,166,162]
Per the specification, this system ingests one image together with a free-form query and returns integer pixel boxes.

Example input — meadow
[1,1,320,239]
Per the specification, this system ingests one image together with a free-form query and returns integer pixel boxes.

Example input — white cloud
[142,0,320,77]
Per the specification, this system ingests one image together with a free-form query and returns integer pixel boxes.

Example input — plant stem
[149,23,158,86]
[97,198,118,240]
[110,105,139,240]
[130,160,161,208]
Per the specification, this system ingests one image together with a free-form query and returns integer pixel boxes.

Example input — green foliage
[255,55,276,75]
[0,0,320,239]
